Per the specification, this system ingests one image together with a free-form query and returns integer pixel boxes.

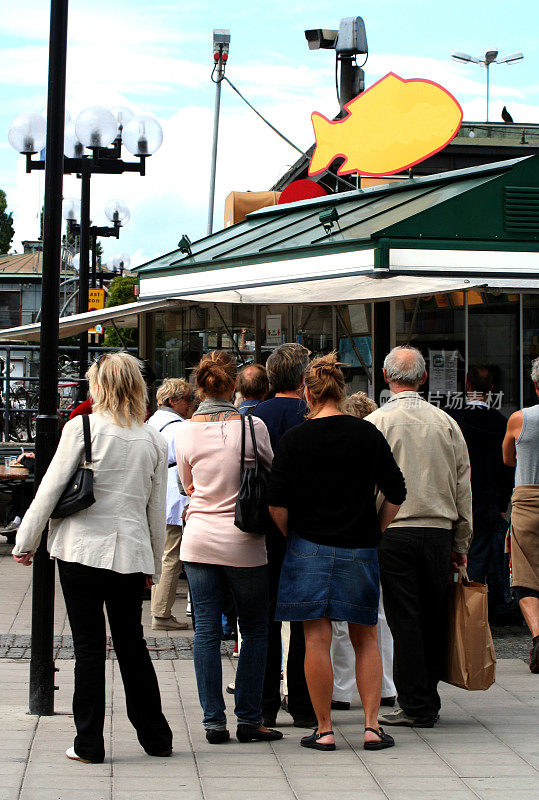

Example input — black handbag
[234,413,272,536]
[50,414,95,519]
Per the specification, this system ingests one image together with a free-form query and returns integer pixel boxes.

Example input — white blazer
[13,412,168,581]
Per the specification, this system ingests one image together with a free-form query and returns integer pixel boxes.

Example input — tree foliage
[103,274,138,348]
[0,190,15,254]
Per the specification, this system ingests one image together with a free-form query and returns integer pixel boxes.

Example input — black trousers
[379,527,452,720]
[262,532,314,722]
[58,560,172,763]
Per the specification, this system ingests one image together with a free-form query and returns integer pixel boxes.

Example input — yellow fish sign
[309,72,462,178]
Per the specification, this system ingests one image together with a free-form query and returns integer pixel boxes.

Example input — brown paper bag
[442,572,496,690]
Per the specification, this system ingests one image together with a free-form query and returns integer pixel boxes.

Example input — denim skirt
[275,532,380,625]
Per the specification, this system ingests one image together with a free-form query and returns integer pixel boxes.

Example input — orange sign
[309,72,462,178]
[88,288,105,311]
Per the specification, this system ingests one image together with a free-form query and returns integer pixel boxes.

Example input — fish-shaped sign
[309,72,463,178]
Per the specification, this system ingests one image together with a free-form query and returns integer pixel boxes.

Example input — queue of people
[10,345,539,763]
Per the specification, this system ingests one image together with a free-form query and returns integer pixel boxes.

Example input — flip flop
[364,726,395,751]
[300,729,336,751]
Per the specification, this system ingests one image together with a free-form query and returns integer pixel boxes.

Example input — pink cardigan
[176,418,273,567]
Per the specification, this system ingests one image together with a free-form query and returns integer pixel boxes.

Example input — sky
[1,0,538,268]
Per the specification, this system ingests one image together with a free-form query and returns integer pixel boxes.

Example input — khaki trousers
[151,523,183,618]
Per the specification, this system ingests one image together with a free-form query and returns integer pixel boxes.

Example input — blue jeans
[184,562,269,730]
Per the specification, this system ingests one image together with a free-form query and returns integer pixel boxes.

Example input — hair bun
[314,363,336,376]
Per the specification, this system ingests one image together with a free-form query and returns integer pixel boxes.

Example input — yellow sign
[88,324,104,335]
[309,72,462,178]
[88,288,105,311]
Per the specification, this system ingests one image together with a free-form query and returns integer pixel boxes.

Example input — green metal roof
[137,156,538,280]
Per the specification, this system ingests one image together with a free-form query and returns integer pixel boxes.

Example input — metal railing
[0,344,135,442]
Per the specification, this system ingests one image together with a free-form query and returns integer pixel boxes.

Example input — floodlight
[304,28,338,50]
[485,50,499,64]
[178,235,193,256]
[452,52,480,64]
[497,52,524,64]
[213,29,231,55]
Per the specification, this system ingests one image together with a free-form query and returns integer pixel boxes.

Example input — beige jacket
[13,412,168,581]
[366,391,472,553]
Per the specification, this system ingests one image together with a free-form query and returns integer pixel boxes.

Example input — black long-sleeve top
[268,415,406,548]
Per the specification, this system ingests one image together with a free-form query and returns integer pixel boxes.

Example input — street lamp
[63,197,130,291]
[9,103,163,401]
[7,64,160,716]
[207,28,231,235]
[451,49,524,122]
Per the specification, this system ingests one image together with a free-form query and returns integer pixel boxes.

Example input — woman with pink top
[176,350,283,745]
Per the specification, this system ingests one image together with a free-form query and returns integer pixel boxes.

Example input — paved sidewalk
[1,541,538,800]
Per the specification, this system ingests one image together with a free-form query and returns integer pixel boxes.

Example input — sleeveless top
[515,404,539,487]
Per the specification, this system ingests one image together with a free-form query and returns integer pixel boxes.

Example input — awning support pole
[335,305,372,384]
[254,306,261,363]
[213,304,245,364]
[464,292,469,380]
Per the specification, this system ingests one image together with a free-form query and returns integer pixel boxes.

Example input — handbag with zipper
[50,414,96,519]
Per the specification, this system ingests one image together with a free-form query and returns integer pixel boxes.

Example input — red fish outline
[308,72,464,178]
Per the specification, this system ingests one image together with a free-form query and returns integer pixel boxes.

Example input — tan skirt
[509,485,539,591]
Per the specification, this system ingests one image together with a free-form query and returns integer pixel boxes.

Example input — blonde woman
[268,353,406,752]
[147,377,194,631]
[12,353,172,764]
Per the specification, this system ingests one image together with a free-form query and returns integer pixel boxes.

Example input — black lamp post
[8,56,162,716]
[7,0,69,717]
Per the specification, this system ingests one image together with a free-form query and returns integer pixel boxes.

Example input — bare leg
[519,596,539,638]
[303,618,334,746]
[348,623,383,745]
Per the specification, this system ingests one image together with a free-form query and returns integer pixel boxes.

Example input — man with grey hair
[503,356,539,672]
[366,345,472,727]
[253,342,316,728]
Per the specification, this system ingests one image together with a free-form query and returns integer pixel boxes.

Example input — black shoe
[293,716,317,728]
[206,729,230,744]
[380,696,396,707]
[300,729,336,751]
[330,700,350,710]
[263,717,277,728]
[413,714,439,728]
[236,723,283,743]
[530,636,539,674]
[280,697,289,713]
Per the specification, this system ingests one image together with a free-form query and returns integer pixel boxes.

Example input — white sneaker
[66,747,91,763]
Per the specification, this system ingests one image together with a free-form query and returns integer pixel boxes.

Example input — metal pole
[464,292,469,380]
[207,56,224,235]
[4,348,11,442]
[486,62,490,123]
[77,171,90,402]
[29,0,69,717]
[90,232,97,288]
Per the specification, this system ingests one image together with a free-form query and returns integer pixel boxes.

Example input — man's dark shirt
[253,396,308,454]
[449,403,514,511]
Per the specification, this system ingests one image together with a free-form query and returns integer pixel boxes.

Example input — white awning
[0,298,176,342]
[169,274,486,305]
[0,275,500,342]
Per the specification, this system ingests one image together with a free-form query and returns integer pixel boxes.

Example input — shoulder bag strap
[159,418,182,432]
[247,413,259,476]
[82,414,92,465]
[240,413,246,473]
